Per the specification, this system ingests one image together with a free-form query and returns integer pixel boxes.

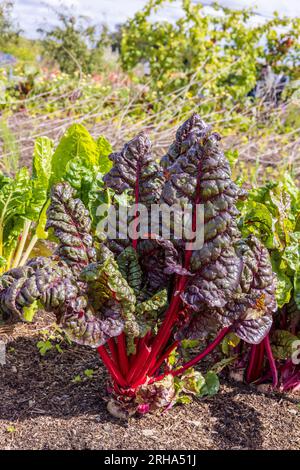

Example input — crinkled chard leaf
[0,257,76,322]
[0,182,124,349]
[136,374,176,412]
[138,237,188,296]
[178,235,277,344]
[117,246,142,295]
[64,160,112,233]
[135,290,168,318]
[135,289,168,335]
[161,114,245,311]
[230,235,277,343]
[0,256,125,348]
[164,115,276,345]
[80,254,139,339]
[103,132,164,207]
[61,296,124,348]
[46,182,96,275]
[161,113,212,169]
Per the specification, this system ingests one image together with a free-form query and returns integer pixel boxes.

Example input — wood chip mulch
[0,313,299,450]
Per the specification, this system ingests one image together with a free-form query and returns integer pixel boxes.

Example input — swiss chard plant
[0,114,277,417]
[0,137,53,276]
[230,173,300,391]
[0,123,111,321]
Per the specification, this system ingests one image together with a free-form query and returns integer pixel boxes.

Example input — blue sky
[13,0,300,38]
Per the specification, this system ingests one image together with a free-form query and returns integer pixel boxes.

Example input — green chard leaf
[272,330,300,360]
[50,124,99,185]
[239,200,278,249]
[0,168,32,265]
[97,135,113,174]
[60,130,113,233]
[293,270,300,309]
[271,253,293,307]
[199,371,220,397]
[26,137,53,222]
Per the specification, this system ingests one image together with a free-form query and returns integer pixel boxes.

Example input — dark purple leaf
[46,182,96,275]
[104,132,164,206]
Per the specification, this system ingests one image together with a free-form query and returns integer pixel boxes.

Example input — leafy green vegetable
[50,124,99,185]
[56,126,113,232]
[0,136,53,274]
[200,371,220,397]
[0,167,31,272]
[0,114,277,418]
[28,137,53,221]
[97,135,113,174]
[272,330,300,360]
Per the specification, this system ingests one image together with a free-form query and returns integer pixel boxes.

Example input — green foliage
[37,339,53,356]
[271,329,300,360]
[221,332,240,356]
[2,37,42,64]
[0,122,112,275]
[0,119,20,175]
[52,124,112,230]
[50,124,99,184]
[200,371,220,397]
[23,301,39,323]
[38,9,107,75]
[0,1,20,49]
[175,369,220,404]
[84,368,95,378]
[96,135,113,174]
[238,172,300,308]
[0,167,31,271]
[0,133,54,273]
[120,0,300,108]
[72,374,82,383]
[36,326,71,357]
[28,137,53,222]
[72,369,95,383]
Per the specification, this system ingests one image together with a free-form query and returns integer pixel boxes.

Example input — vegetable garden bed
[1,0,300,452]
[0,312,299,450]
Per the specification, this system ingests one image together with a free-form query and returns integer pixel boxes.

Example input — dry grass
[1,70,300,182]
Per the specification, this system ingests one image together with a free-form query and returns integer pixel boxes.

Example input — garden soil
[0,312,299,450]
